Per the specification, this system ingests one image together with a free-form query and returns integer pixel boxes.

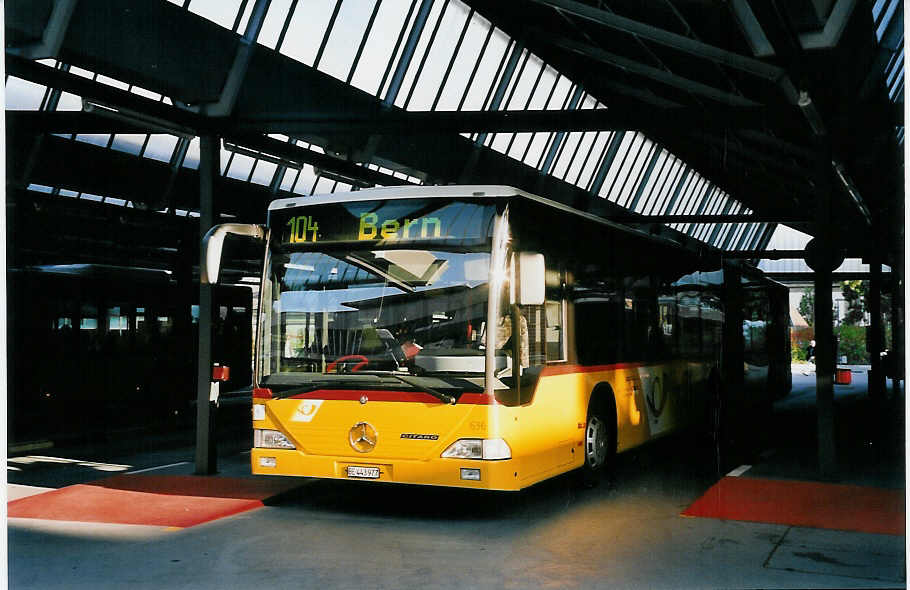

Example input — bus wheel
[580,398,615,487]
[585,414,609,470]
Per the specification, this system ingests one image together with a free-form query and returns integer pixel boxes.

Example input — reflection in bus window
[158,316,173,335]
[574,288,622,365]
[108,306,128,333]
[260,249,491,382]
[677,291,700,357]
[743,289,770,365]
[80,304,98,331]
[658,297,676,357]
[701,294,724,360]
[544,300,564,361]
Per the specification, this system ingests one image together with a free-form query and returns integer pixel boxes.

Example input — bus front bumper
[251,448,522,491]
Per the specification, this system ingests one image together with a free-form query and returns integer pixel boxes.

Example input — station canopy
[5,0,904,273]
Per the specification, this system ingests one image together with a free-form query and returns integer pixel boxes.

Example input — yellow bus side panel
[503,373,587,487]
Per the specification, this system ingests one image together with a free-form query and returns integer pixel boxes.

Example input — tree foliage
[841,280,866,326]
[836,324,869,363]
[798,288,814,327]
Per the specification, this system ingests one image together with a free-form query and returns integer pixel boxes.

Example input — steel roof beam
[662,0,754,105]
[678,129,813,178]
[8,56,776,139]
[799,0,857,50]
[706,200,737,245]
[196,0,271,117]
[588,130,626,196]
[5,56,409,189]
[529,0,809,108]
[721,249,808,259]
[234,104,770,135]
[8,110,180,135]
[764,271,892,282]
[540,86,585,175]
[229,132,413,187]
[384,0,434,106]
[7,0,78,60]
[476,40,526,147]
[528,0,786,82]
[593,77,685,109]
[536,32,762,107]
[657,133,816,200]
[735,129,819,160]
[7,54,203,129]
[729,0,776,57]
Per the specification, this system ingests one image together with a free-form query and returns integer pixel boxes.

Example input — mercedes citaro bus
[203,185,789,491]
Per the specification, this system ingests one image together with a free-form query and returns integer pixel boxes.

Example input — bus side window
[573,296,622,365]
[700,294,723,360]
[677,292,701,358]
[544,300,564,362]
[519,305,545,367]
[658,299,676,358]
[743,290,769,365]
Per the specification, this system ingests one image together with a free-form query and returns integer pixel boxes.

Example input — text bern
[358,212,443,241]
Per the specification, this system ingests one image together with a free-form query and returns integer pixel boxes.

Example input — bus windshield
[259,246,492,391]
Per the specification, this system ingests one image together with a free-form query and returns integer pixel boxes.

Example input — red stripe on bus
[540,362,648,377]
[285,389,494,405]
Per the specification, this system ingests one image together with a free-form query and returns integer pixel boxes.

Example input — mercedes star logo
[349,421,377,453]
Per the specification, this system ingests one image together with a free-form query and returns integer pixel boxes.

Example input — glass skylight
[5,0,818,251]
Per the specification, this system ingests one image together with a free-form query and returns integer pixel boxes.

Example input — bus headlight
[441,438,511,460]
[254,429,296,449]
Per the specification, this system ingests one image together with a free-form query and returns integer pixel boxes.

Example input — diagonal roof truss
[4,0,903,269]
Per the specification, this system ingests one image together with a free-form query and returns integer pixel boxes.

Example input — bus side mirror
[201,223,266,284]
[518,252,546,305]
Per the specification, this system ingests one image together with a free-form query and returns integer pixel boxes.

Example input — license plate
[346,465,380,479]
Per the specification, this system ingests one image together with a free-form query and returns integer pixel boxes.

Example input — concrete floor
[7,370,906,589]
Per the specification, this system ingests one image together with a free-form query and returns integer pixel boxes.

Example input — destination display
[272,198,497,247]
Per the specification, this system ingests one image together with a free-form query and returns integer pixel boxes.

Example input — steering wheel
[326,354,369,373]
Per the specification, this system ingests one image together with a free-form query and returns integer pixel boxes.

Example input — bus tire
[580,387,617,487]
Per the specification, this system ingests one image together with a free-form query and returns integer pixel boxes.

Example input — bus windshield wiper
[357,371,457,405]
[391,373,457,405]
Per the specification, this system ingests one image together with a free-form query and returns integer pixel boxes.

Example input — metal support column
[868,251,884,402]
[890,188,905,399]
[6,198,15,441]
[721,265,745,471]
[891,272,904,399]
[194,135,219,475]
[172,225,196,428]
[813,165,836,477]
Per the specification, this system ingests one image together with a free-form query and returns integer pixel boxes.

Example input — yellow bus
[204,185,789,491]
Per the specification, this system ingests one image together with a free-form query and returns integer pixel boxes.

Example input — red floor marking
[682,476,905,536]
[8,475,302,528]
